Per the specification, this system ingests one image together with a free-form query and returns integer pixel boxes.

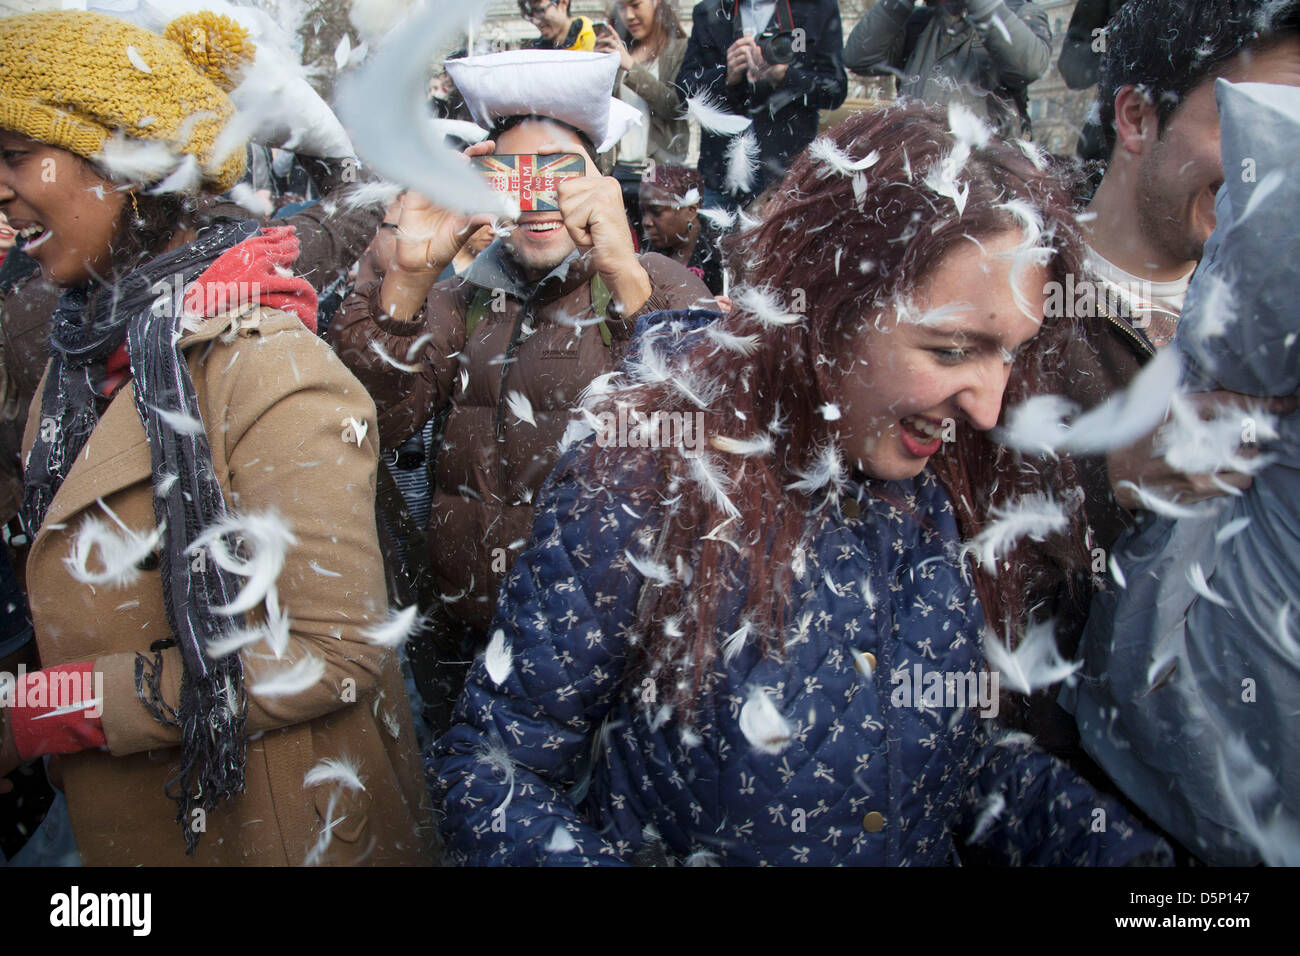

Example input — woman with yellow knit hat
[0,10,435,865]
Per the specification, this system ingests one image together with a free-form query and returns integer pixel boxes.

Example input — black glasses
[525,1,558,21]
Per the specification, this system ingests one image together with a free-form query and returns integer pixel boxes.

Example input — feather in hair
[705,325,759,355]
[808,136,880,176]
[710,433,774,457]
[688,452,741,519]
[786,444,846,496]
[733,285,803,327]
[627,550,674,586]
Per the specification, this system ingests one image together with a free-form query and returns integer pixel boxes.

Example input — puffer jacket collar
[462,240,592,303]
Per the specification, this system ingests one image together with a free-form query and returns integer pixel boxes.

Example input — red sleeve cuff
[9,663,107,760]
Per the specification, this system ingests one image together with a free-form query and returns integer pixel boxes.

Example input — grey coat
[1064,80,1300,866]
[843,0,1051,138]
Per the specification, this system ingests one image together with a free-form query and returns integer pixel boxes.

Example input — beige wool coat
[21,305,436,866]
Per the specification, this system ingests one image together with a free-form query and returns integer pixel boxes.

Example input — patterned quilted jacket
[432,439,1170,866]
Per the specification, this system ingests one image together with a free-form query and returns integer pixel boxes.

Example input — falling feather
[430,118,489,145]
[339,179,404,212]
[1188,562,1231,608]
[1215,517,1252,543]
[546,825,577,853]
[685,90,752,135]
[204,625,270,659]
[724,130,759,195]
[334,33,352,71]
[947,101,992,150]
[252,655,326,697]
[721,620,752,665]
[506,390,537,427]
[999,348,1181,455]
[334,0,513,217]
[1214,737,1300,866]
[733,285,802,327]
[188,510,298,616]
[304,755,366,792]
[688,452,740,519]
[1108,553,1127,589]
[227,182,275,217]
[148,155,202,195]
[367,338,422,373]
[808,136,880,176]
[485,628,513,687]
[92,133,179,184]
[627,551,674,585]
[739,686,793,754]
[1114,482,1202,519]
[968,791,1005,844]
[699,206,737,231]
[30,698,103,720]
[982,621,1080,695]
[786,444,845,496]
[362,604,423,648]
[126,44,152,73]
[961,494,1070,570]
[709,433,774,457]
[303,789,341,866]
[819,403,842,420]
[64,515,165,589]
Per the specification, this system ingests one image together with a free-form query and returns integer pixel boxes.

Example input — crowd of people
[0,0,1296,868]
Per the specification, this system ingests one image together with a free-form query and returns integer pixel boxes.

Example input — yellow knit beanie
[0,10,255,193]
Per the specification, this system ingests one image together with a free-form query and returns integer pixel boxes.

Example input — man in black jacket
[676,0,846,208]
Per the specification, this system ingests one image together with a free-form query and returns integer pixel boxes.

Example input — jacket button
[841,497,861,518]
[862,811,885,833]
[855,651,877,675]
[137,551,160,572]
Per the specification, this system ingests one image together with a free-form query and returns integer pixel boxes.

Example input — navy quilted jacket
[432,441,1169,866]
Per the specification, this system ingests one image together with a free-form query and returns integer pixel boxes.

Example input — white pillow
[447,49,643,154]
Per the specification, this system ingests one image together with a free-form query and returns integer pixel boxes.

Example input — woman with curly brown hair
[432,102,1170,866]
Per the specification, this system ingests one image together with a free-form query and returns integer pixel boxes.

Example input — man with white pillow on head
[328,51,714,712]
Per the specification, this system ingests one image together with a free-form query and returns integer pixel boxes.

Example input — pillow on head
[446,49,642,154]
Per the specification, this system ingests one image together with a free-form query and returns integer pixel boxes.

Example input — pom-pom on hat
[0,10,254,192]
[446,49,643,154]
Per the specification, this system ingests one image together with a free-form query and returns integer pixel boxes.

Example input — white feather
[506,390,537,427]
[148,154,202,195]
[304,755,366,792]
[961,494,1070,570]
[146,404,204,435]
[1188,562,1231,607]
[367,338,422,373]
[546,825,577,853]
[362,605,423,648]
[721,620,752,665]
[685,91,752,135]
[819,403,842,421]
[334,1,513,218]
[808,136,880,176]
[982,621,1080,695]
[947,101,992,151]
[64,514,165,589]
[688,452,740,519]
[126,44,152,73]
[303,789,341,866]
[1216,517,1252,544]
[1108,553,1127,589]
[739,686,794,755]
[723,130,759,196]
[699,206,737,231]
[627,550,674,585]
[485,628,513,687]
[188,509,298,616]
[334,33,352,71]
[733,285,802,327]
[204,625,269,659]
[338,180,404,212]
[92,133,179,183]
[786,444,846,496]
[709,433,774,457]
[1114,482,1203,519]
[999,348,1182,455]
[251,654,326,697]
[227,182,275,217]
[968,791,1005,844]
[429,118,489,145]
[705,325,758,355]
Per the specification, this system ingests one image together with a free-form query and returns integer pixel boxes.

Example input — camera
[755,21,796,65]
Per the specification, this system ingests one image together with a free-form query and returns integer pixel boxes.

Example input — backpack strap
[590,275,613,347]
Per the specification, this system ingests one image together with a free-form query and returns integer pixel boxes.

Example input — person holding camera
[844,0,1051,139]
[676,0,847,209]
[327,55,714,722]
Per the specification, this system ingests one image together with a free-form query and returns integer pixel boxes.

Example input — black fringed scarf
[22,218,261,854]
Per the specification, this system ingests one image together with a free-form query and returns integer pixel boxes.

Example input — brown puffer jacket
[328,241,714,634]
